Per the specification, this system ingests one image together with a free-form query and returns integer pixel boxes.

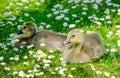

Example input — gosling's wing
[82,33,105,59]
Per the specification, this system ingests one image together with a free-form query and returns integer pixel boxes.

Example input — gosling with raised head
[62,29,105,63]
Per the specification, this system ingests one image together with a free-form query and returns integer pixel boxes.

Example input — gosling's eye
[23,27,27,29]
[72,35,75,37]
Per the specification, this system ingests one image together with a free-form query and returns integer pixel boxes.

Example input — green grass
[0,0,120,78]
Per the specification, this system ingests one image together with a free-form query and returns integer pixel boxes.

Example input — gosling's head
[18,21,37,38]
[64,29,84,45]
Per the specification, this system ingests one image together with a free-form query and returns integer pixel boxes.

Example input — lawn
[0,0,120,78]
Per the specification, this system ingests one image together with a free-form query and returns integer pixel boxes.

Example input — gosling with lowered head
[14,21,67,51]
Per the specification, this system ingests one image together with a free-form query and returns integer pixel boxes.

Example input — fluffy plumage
[14,21,67,51]
[62,29,105,63]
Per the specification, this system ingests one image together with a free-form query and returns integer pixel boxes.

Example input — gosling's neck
[72,43,83,54]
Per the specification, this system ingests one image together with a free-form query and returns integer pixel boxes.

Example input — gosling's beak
[63,39,70,45]
[18,29,23,34]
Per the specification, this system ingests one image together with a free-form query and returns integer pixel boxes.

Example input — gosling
[62,29,105,63]
[14,21,67,51]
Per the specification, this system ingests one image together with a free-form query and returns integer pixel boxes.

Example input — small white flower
[43,59,52,63]
[107,21,112,24]
[29,74,34,77]
[48,55,55,59]
[55,15,64,20]
[22,0,27,2]
[51,71,56,74]
[36,72,44,76]
[116,30,120,37]
[72,6,77,9]
[39,26,44,29]
[74,0,80,3]
[27,44,34,49]
[4,12,12,16]
[68,74,73,78]
[49,50,54,53]
[35,2,40,6]
[63,9,69,13]
[95,0,103,4]
[89,64,96,70]
[64,17,70,21]
[13,71,18,75]
[5,67,10,71]
[37,50,43,54]
[82,12,87,15]
[23,56,28,59]
[36,52,46,59]
[10,33,16,38]
[29,50,34,55]
[43,63,50,68]
[14,47,19,51]
[41,0,45,2]
[96,21,101,26]
[108,31,113,35]
[82,7,88,10]
[59,69,64,75]
[115,25,120,28]
[72,14,77,18]
[4,47,8,50]
[70,68,76,70]
[117,40,120,47]
[40,43,45,46]
[33,68,38,72]
[34,64,40,68]
[105,15,111,20]
[25,74,31,78]
[24,13,29,17]
[24,6,29,9]
[47,13,52,18]
[99,18,105,21]
[63,22,68,27]
[28,70,32,73]
[96,71,102,75]
[19,18,24,22]
[5,6,10,9]
[0,56,4,61]
[104,8,110,14]
[86,31,94,34]
[33,55,37,58]
[55,67,60,71]
[11,38,19,45]
[18,71,25,77]
[17,25,22,30]
[61,61,66,66]
[15,55,19,61]
[23,62,28,66]
[93,4,98,9]
[41,22,46,25]
[111,9,116,12]
[46,24,51,28]
[53,11,59,14]
[118,12,120,15]
[9,57,14,60]
[69,24,76,28]
[1,62,6,66]
[111,48,116,53]
[104,72,110,77]
[60,57,64,61]
[75,20,80,23]
[118,9,120,13]
[111,75,116,78]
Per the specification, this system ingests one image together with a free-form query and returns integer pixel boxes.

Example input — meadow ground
[0,0,120,78]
